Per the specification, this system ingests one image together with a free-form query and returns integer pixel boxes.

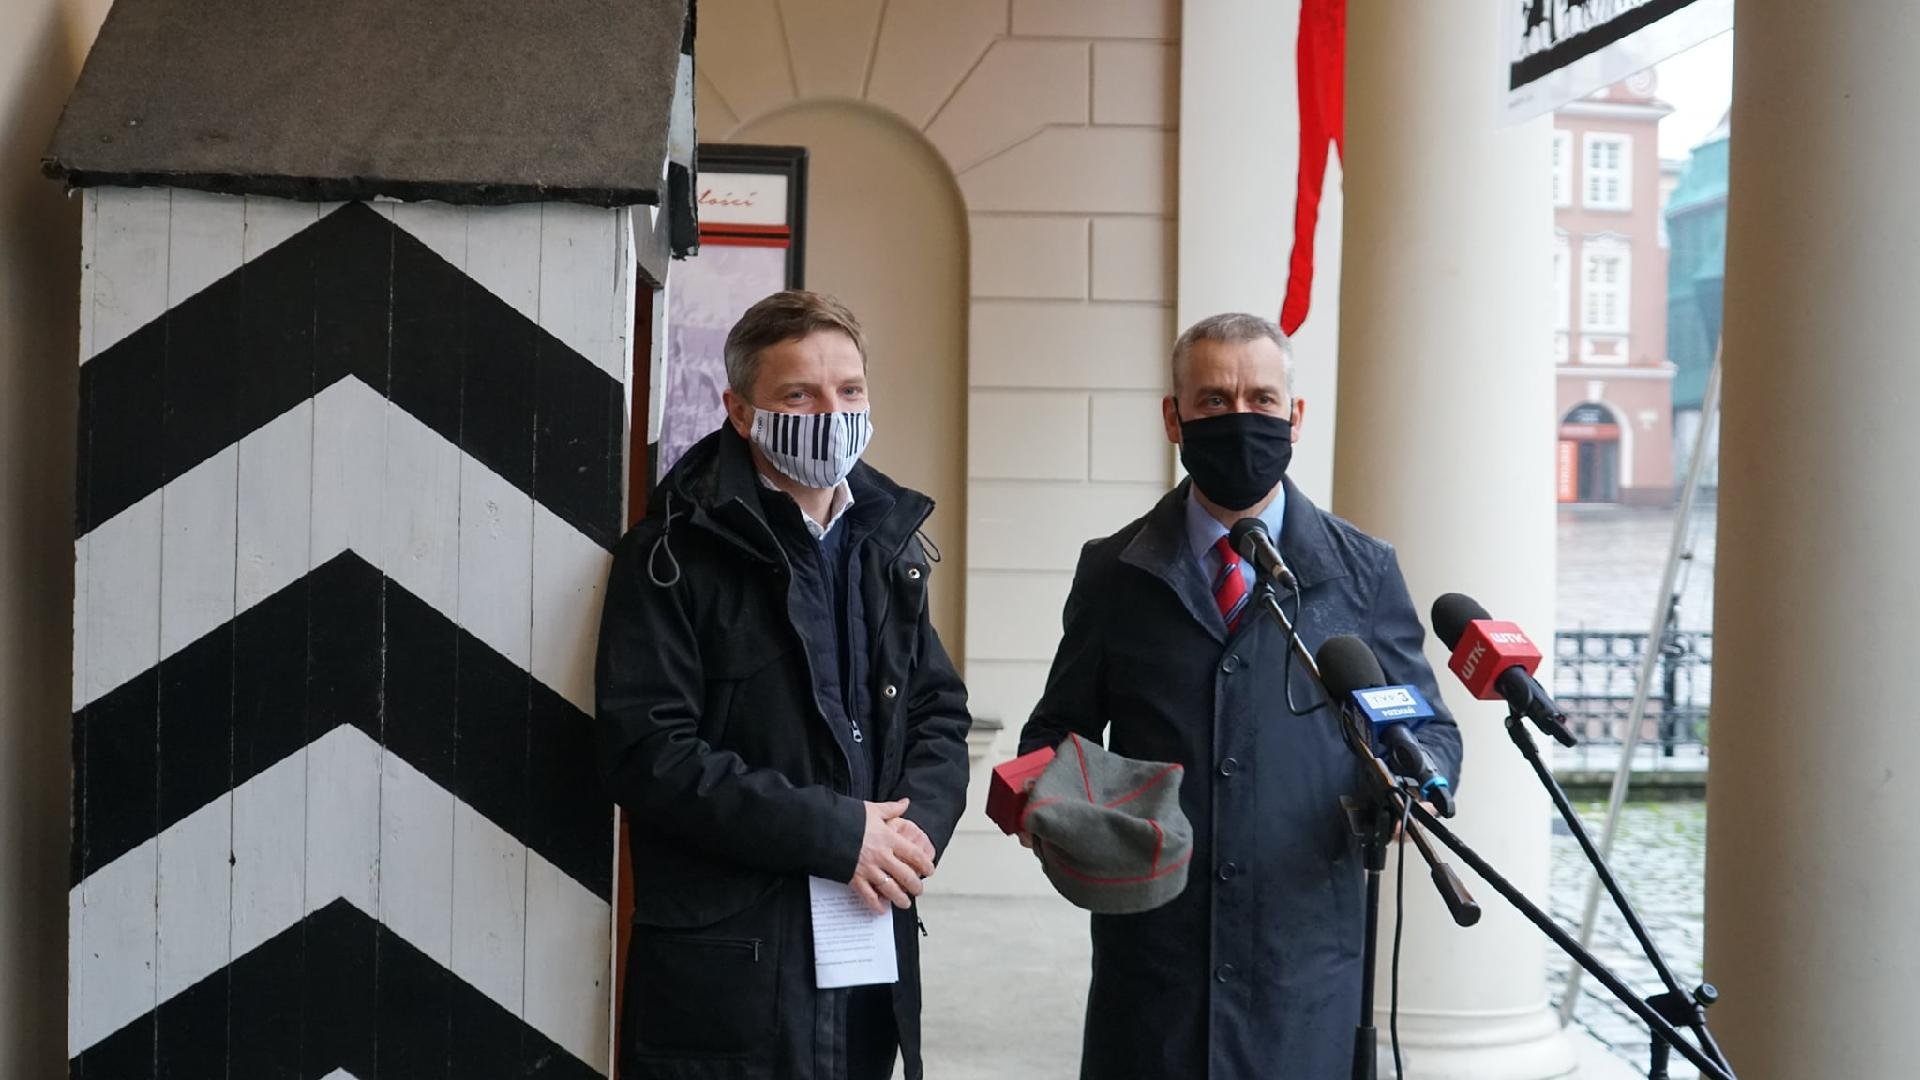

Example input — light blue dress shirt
[1184,483,1288,592]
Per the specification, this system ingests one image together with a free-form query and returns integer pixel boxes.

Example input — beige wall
[0,0,110,1072]
[697,0,1181,748]
[731,101,970,653]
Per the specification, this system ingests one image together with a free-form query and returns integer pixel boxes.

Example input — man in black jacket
[596,291,971,1080]
[1019,313,1462,1078]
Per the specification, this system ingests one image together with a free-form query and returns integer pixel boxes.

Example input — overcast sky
[1653,30,1734,159]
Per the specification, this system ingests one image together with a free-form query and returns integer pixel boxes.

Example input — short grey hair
[1170,313,1295,398]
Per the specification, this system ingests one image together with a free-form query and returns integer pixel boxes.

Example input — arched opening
[1559,402,1623,503]
[728,100,970,655]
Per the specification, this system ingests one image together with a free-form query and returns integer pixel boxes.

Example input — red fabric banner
[1281,0,1345,336]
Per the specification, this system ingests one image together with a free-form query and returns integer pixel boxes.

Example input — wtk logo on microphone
[1458,641,1489,682]
[1354,685,1436,726]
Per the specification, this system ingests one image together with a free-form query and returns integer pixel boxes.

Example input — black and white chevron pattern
[70,190,633,1077]
[75,898,601,1080]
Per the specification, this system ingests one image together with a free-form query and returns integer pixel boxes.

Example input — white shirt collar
[757,472,855,540]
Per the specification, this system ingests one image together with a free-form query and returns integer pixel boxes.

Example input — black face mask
[1178,411,1293,511]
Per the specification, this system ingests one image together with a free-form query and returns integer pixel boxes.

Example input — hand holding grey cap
[1021,734,1194,915]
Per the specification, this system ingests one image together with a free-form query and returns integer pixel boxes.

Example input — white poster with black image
[1501,0,1733,124]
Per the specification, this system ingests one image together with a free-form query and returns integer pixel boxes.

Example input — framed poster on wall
[658,144,808,477]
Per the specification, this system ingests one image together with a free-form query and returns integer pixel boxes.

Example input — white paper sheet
[809,876,899,989]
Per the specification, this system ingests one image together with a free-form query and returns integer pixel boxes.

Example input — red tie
[1212,536,1251,631]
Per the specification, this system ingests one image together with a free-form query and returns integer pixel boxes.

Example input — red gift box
[986,745,1057,835]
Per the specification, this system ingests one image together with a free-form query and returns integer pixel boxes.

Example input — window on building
[1584,133,1632,211]
[1582,238,1631,333]
[1553,130,1574,208]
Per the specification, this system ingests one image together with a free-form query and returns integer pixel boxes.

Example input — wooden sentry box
[46,1,696,1077]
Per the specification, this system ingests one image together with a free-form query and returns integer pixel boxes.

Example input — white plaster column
[1705,4,1920,1076]
[1177,0,1343,503]
[1333,1,1574,1075]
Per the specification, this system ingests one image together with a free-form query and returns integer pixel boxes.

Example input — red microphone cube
[1447,619,1542,699]
[986,746,1057,835]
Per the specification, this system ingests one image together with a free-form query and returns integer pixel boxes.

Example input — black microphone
[1430,593,1578,748]
[1228,517,1298,592]
[1315,635,1456,817]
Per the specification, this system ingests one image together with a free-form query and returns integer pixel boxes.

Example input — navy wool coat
[1019,479,1463,1080]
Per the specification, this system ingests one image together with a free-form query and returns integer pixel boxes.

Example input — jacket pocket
[625,927,780,1069]
[701,632,800,755]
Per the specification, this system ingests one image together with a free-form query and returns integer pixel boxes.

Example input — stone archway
[1562,398,1632,500]
[730,99,970,650]
[696,0,1180,753]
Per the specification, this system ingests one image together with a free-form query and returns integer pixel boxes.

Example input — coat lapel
[1274,478,1349,592]
[1119,483,1228,644]
[1116,479,1352,646]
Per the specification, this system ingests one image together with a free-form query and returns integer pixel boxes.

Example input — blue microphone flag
[1351,684,1436,731]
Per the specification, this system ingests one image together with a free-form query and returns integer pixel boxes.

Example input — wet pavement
[1555,502,1717,778]
[914,802,1711,1080]
[1548,800,1709,1078]
[1557,501,1717,633]
[1553,505,1715,1075]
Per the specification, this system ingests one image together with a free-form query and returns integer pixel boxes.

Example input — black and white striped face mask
[749,408,874,489]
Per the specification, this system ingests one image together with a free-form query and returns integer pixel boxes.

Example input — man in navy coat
[1019,313,1463,1079]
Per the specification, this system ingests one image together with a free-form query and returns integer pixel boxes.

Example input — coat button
[907,567,922,581]
[1218,757,1239,778]
[882,684,898,699]
[1220,654,1240,674]
[1218,862,1239,882]
[1215,964,1235,983]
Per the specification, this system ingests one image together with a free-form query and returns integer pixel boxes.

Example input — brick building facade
[1553,72,1677,505]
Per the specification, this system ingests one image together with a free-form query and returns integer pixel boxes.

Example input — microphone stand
[1342,781,1401,1080]
[1252,550,1731,1077]
[1501,711,1731,1078]
[1402,798,1737,1080]
[1245,580,1480,1080]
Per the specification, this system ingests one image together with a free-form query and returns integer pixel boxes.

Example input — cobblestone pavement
[1548,799,1710,1078]
[1552,505,1718,1075]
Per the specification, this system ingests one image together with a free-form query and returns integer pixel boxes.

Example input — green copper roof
[1665,117,1730,218]
[1664,114,1730,412]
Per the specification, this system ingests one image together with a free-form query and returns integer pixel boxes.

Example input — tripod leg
[1343,795,1394,1080]
[1353,866,1381,1080]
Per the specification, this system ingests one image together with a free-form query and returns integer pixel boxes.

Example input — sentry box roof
[44,0,692,209]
